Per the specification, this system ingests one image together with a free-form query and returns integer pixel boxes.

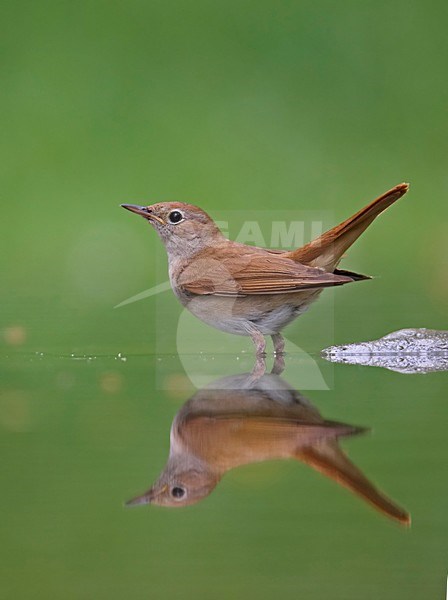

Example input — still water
[2,335,446,599]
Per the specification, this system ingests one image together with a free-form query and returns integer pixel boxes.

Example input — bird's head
[121,201,223,256]
[125,467,220,508]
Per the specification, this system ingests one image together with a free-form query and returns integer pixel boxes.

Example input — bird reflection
[127,366,410,525]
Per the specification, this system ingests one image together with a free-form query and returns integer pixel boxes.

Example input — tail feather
[288,183,409,272]
[333,268,371,282]
[296,441,410,525]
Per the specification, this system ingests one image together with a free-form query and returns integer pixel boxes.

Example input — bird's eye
[171,486,185,499]
[168,210,183,224]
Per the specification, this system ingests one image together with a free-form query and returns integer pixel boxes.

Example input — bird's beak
[121,204,164,225]
[125,484,168,508]
[125,493,151,507]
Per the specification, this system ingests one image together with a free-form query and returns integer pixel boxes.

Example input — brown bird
[126,371,410,525]
[122,183,409,355]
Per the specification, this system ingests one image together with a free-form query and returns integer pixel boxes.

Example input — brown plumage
[289,182,409,270]
[126,371,410,525]
[122,183,409,356]
[176,246,360,296]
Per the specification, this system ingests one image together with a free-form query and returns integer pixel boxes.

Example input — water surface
[2,340,446,599]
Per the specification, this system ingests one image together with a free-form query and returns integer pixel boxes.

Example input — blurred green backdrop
[1,0,447,353]
[1,1,447,599]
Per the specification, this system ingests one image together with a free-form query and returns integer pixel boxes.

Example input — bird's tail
[288,183,409,272]
[295,440,410,525]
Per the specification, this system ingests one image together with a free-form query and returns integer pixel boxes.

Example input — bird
[121,183,409,356]
[125,370,410,525]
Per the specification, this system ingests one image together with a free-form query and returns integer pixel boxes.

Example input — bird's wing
[177,247,359,296]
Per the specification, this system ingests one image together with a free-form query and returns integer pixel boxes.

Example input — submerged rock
[321,328,448,374]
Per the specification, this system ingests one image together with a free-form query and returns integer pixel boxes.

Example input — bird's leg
[250,355,267,381]
[246,329,267,382]
[250,330,267,356]
[270,333,285,374]
[271,353,285,375]
[271,333,285,355]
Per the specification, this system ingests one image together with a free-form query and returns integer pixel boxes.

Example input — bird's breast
[169,289,322,336]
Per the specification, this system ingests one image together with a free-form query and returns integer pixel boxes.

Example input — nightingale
[122,183,409,355]
[126,370,410,525]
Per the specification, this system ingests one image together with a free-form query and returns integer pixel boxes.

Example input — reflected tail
[296,440,410,525]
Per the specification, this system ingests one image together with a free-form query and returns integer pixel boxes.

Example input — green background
[1,1,447,598]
